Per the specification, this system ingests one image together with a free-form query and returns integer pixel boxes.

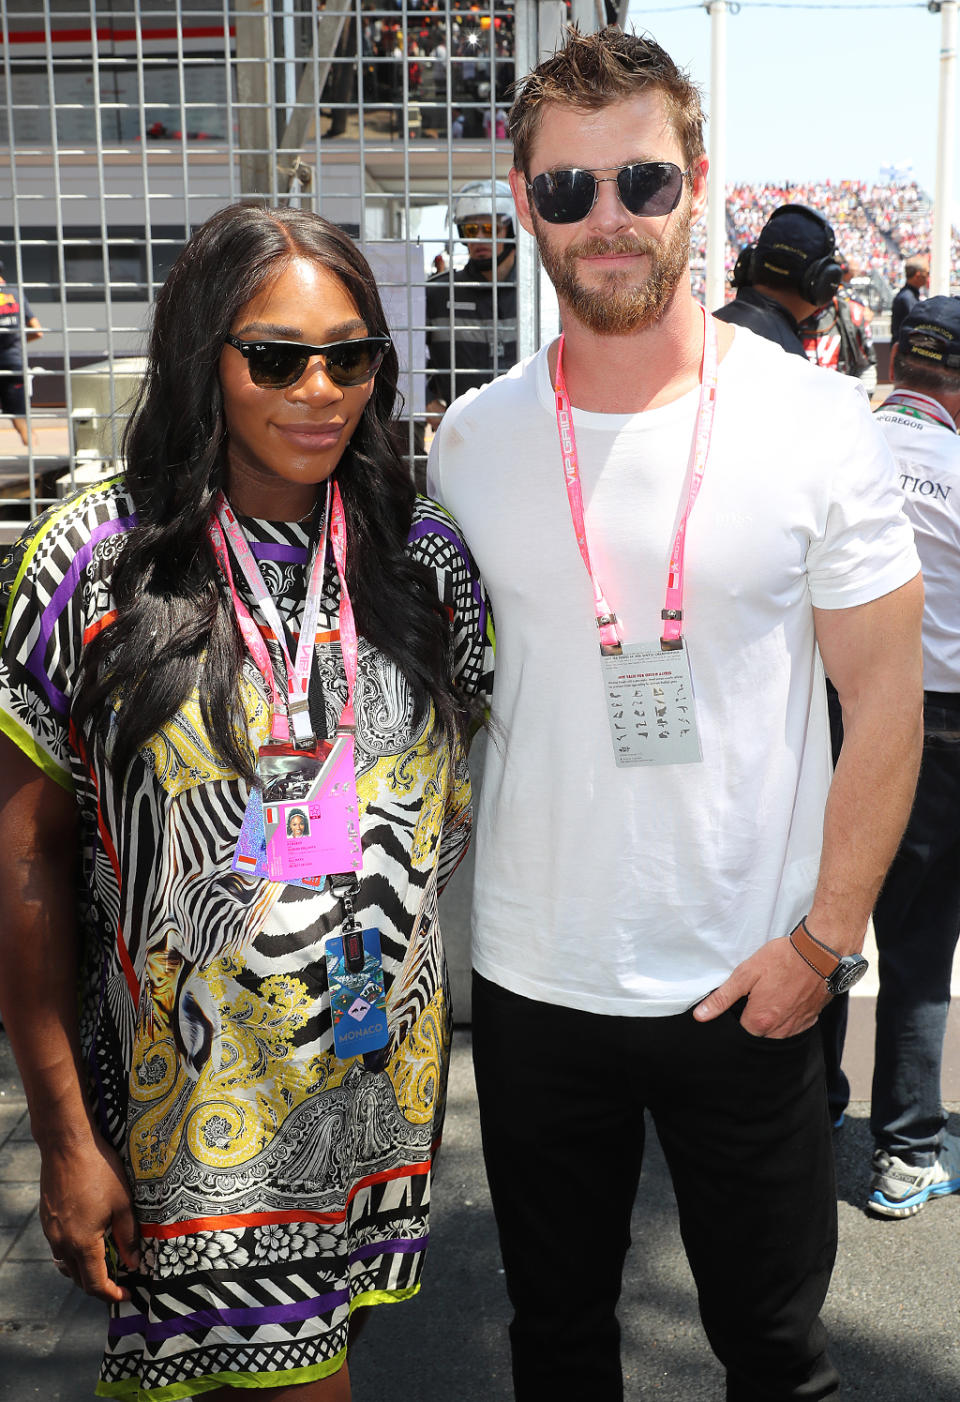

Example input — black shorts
[0,364,26,416]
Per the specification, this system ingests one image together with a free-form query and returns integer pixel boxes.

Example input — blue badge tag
[324,927,389,1060]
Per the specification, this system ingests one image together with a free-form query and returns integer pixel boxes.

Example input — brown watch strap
[788,919,840,980]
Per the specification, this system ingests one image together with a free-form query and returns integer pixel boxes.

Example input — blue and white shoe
[867,1135,960,1219]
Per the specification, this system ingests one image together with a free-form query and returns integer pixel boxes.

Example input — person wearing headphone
[424,179,518,428]
[714,204,843,358]
[718,207,855,1134]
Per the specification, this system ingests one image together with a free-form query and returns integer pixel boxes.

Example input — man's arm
[26,314,42,342]
[0,738,138,1300]
[694,573,924,1037]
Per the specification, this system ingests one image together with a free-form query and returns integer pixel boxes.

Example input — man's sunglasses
[526,161,690,225]
[225,334,392,389]
[457,219,507,240]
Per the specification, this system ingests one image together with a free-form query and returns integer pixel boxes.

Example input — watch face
[828,955,868,996]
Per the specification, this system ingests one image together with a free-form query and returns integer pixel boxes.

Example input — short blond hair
[509,26,705,176]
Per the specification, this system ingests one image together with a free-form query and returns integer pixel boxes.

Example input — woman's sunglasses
[526,161,690,225]
[225,334,392,389]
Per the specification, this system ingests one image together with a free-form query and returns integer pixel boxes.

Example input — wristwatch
[788,918,869,996]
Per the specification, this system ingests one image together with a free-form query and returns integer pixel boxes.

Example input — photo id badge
[232,778,328,891]
[260,734,362,883]
[600,641,702,767]
[324,926,389,1060]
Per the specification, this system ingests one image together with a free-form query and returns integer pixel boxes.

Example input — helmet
[453,179,514,235]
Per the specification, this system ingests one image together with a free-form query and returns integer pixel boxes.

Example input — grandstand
[704,179,960,311]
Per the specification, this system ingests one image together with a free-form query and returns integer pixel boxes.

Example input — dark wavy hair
[74,203,465,778]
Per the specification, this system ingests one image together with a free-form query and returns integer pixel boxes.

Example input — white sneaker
[867,1136,960,1219]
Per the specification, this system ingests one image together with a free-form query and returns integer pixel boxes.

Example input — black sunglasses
[526,161,690,225]
[225,334,392,389]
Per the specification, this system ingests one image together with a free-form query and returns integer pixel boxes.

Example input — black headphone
[730,244,754,289]
[732,205,843,306]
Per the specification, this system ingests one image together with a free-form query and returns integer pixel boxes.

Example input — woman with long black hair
[0,204,492,1401]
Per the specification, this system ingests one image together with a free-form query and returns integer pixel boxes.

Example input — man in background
[0,259,43,449]
[714,204,842,357]
[864,296,960,1218]
[890,253,929,343]
[425,179,517,426]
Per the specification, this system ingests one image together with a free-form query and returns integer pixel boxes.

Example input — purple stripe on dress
[251,542,308,564]
[407,518,487,635]
[26,514,136,716]
[348,1233,428,1265]
[407,517,462,552]
[108,1286,350,1341]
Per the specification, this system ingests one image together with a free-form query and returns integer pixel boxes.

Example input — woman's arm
[0,737,139,1302]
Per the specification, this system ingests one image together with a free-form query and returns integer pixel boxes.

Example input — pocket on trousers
[727,999,818,1050]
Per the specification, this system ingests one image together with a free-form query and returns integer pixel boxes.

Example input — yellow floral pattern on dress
[387,992,447,1126]
[131,955,345,1177]
[141,672,269,796]
[130,954,447,1176]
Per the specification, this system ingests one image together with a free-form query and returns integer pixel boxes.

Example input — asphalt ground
[3,1022,960,1402]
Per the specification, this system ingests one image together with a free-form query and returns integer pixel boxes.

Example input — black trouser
[472,972,839,1402]
[870,693,960,1162]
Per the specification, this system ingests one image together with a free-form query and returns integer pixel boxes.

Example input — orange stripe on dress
[83,609,118,646]
[140,1160,431,1237]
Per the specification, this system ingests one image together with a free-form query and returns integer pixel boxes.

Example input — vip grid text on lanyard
[552,301,719,653]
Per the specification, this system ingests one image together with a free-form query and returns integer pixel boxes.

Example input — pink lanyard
[553,303,718,652]
[878,388,957,434]
[207,479,357,744]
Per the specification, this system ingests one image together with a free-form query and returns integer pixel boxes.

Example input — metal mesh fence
[0,0,547,537]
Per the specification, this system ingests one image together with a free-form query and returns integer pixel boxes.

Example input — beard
[532,199,692,335]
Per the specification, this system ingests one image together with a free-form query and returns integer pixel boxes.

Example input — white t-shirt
[428,326,920,1016]
[874,398,960,693]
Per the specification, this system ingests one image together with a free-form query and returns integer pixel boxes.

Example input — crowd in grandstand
[357,2,514,136]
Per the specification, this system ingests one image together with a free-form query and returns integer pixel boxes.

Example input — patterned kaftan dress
[0,479,494,1399]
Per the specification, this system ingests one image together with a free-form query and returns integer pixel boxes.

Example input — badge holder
[234,736,325,888]
[600,614,702,768]
[324,874,389,1067]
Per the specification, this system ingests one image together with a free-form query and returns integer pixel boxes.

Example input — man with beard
[428,26,922,1402]
[714,204,842,357]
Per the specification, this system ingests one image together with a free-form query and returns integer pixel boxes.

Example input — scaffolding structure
[1,0,613,534]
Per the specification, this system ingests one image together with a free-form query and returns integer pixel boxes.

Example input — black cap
[754,203,835,283]
[899,296,960,370]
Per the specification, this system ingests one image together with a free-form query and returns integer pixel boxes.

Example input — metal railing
[0,0,540,535]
